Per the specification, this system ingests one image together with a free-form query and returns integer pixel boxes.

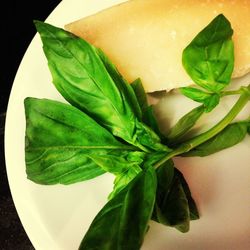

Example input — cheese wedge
[65,0,250,92]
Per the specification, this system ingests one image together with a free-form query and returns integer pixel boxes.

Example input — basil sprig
[24,14,250,250]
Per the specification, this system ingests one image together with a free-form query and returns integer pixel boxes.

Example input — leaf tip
[33,20,44,32]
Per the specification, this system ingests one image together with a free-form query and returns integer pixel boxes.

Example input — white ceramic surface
[5,0,250,249]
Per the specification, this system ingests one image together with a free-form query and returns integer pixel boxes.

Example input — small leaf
[167,105,205,144]
[203,93,220,112]
[131,78,148,116]
[180,87,212,102]
[182,14,234,92]
[79,166,157,250]
[183,122,248,157]
[143,105,165,139]
[180,87,220,112]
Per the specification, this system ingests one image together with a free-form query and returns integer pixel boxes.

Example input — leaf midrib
[26,145,135,151]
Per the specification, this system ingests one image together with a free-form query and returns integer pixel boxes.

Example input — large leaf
[35,21,167,152]
[79,166,157,250]
[183,122,248,157]
[24,98,145,185]
[182,14,234,92]
[97,50,168,152]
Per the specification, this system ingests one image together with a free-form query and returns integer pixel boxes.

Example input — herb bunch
[24,14,250,250]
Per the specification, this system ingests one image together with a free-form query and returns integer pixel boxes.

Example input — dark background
[0,1,61,249]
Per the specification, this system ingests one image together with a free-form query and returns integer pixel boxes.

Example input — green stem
[154,89,250,168]
[220,86,250,97]
[220,89,242,97]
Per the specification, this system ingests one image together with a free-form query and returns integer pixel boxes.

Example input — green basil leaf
[202,93,220,112]
[131,78,165,139]
[134,120,170,152]
[180,87,211,103]
[154,166,190,233]
[180,87,212,102]
[131,78,148,115]
[143,152,168,170]
[183,122,248,157]
[143,105,165,138]
[25,98,144,185]
[34,21,136,144]
[88,151,145,176]
[167,105,205,144]
[154,160,175,205]
[108,164,142,200]
[79,166,157,250]
[182,14,234,92]
[96,49,142,120]
[152,160,199,232]
[180,87,220,112]
[97,47,169,152]
[175,169,199,220]
[35,21,167,152]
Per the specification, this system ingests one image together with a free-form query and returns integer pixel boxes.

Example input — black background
[0,1,61,249]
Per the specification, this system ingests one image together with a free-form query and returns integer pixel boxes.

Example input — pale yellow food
[65,0,250,92]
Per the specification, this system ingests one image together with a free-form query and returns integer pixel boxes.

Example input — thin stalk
[220,89,242,97]
[154,89,250,168]
[220,86,250,97]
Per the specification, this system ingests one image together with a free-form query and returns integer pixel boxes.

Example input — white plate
[5,0,250,249]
